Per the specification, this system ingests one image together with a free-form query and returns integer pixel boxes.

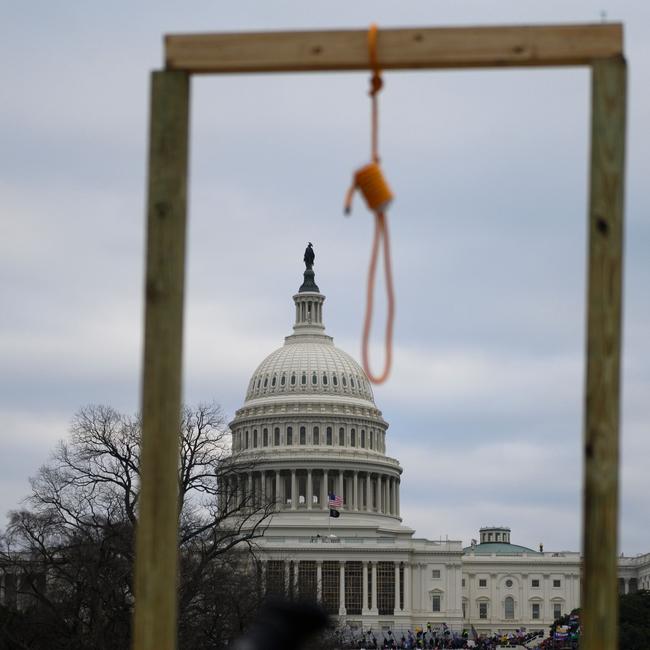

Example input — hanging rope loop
[343,23,395,385]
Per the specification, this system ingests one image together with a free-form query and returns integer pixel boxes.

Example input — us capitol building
[224,248,650,637]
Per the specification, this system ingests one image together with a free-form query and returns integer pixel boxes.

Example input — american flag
[328,493,343,508]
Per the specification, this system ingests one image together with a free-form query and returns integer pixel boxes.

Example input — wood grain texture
[582,57,626,650]
[132,70,190,650]
[165,24,623,74]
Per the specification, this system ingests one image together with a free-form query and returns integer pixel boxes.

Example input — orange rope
[344,24,395,385]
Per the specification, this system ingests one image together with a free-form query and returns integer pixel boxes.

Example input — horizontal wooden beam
[165,23,623,74]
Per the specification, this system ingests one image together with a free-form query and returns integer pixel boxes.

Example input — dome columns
[224,466,401,517]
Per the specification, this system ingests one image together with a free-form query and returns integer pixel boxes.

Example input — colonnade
[221,468,400,516]
[261,558,411,617]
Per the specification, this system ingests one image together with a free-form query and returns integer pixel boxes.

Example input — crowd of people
[335,624,546,649]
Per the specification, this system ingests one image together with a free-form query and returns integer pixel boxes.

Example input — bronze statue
[303,242,315,270]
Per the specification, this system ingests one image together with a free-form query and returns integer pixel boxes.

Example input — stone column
[395,478,400,517]
[339,561,346,615]
[384,478,389,514]
[317,561,323,602]
[247,472,253,507]
[261,470,266,505]
[404,562,411,613]
[260,561,267,597]
[291,470,297,510]
[307,469,313,510]
[353,471,359,510]
[366,473,372,511]
[624,578,629,594]
[284,561,290,596]
[293,561,299,598]
[362,562,369,614]
[275,471,281,509]
[338,471,344,508]
[322,470,329,510]
[394,563,401,613]
[388,478,393,515]
[375,476,381,512]
[371,562,378,613]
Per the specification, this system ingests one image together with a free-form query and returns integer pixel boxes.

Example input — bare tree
[1,403,272,650]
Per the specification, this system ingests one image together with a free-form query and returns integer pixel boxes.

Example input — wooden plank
[165,23,623,74]
[132,70,190,650]
[581,57,626,650]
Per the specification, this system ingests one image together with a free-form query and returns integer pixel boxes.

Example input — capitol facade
[224,256,650,637]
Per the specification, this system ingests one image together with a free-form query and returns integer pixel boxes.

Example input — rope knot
[369,72,383,96]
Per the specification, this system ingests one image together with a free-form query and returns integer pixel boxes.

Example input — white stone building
[224,258,649,637]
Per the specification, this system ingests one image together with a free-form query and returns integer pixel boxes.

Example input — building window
[281,374,286,386]
[342,376,347,387]
[300,426,306,445]
[432,595,441,612]
[505,579,513,588]
[361,429,366,447]
[532,603,540,619]
[301,373,307,385]
[488,533,493,541]
[263,377,268,388]
[287,427,293,445]
[479,579,487,587]
[339,428,345,446]
[462,602,467,618]
[432,569,441,579]
[532,579,540,588]
[253,429,258,447]
[311,373,317,385]
[263,428,268,446]
[350,376,355,388]
[291,374,296,386]
[333,374,338,386]
[462,578,465,587]
[479,603,488,619]
[274,427,280,445]
[350,429,356,446]
[323,373,328,385]
[553,579,561,588]
[326,427,332,445]
[376,562,395,616]
[369,430,374,448]
[271,376,276,387]
[313,426,319,445]
[553,603,562,620]
[505,596,514,619]
[345,561,363,615]
[245,430,249,448]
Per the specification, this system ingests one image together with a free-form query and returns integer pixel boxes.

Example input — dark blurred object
[232,597,330,650]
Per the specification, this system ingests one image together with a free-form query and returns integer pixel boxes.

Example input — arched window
[313,426,319,445]
[256,379,261,389]
[505,597,514,619]
[271,376,276,387]
[263,428,268,446]
[369,430,374,449]
[281,374,286,386]
[287,427,293,445]
[339,427,345,446]
[350,376,355,388]
[342,376,347,387]
[245,430,249,448]
[253,429,258,447]
[291,374,296,386]
[300,426,306,445]
[274,427,280,446]
[333,374,338,386]
[361,429,366,448]
[326,426,332,445]
[301,373,307,385]
[263,377,268,388]
[311,373,317,385]
[350,428,356,446]
[322,373,328,385]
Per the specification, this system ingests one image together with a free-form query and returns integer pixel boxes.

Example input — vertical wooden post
[582,56,626,650]
[133,70,190,650]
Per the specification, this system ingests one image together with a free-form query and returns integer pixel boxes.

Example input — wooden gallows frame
[132,24,627,650]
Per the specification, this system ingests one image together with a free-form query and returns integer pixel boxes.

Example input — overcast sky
[1,1,648,554]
